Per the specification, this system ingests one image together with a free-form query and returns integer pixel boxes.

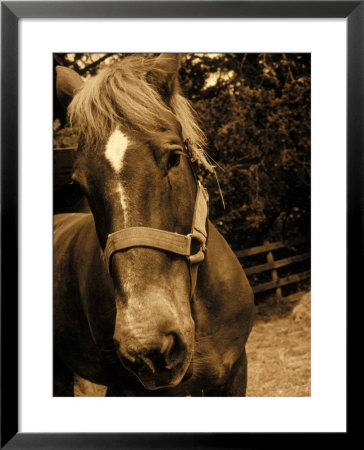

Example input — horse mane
[68,55,213,171]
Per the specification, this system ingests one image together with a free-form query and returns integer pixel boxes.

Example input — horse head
[56,54,211,390]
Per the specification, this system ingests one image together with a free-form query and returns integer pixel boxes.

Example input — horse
[54,54,254,396]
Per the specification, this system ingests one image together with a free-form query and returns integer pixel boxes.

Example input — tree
[179,53,310,248]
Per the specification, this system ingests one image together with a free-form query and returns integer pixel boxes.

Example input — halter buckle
[187,233,206,264]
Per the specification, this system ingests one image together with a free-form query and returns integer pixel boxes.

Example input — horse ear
[148,53,181,102]
[55,66,84,108]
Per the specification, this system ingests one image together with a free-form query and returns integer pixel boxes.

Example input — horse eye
[167,152,181,170]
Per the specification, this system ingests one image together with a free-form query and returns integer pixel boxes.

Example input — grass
[246,292,311,397]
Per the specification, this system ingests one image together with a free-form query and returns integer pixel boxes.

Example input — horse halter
[103,148,209,299]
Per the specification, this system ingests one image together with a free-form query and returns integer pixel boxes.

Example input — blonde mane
[68,55,213,171]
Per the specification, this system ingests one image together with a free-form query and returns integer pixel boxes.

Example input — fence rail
[237,240,310,302]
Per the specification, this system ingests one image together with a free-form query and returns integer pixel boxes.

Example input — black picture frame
[1,1,358,448]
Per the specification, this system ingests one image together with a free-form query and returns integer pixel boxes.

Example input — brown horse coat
[54,213,254,396]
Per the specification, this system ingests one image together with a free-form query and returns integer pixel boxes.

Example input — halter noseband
[103,180,209,299]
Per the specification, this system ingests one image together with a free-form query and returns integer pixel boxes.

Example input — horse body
[54,54,254,396]
[54,213,253,396]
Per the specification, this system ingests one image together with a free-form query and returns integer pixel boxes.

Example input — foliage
[179,53,310,249]
[54,53,310,249]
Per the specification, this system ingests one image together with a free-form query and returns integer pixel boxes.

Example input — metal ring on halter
[187,233,206,264]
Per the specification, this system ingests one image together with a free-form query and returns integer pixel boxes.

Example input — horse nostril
[160,334,174,356]
[113,338,137,364]
[162,333,185,370]
[136,334,186,374]
[138,349,162,374]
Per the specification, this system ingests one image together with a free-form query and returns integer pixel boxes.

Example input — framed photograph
[2,1,357,448]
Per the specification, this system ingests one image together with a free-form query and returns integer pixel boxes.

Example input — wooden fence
[236,240,310,302]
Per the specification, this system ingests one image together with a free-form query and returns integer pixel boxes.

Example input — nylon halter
[103,148,209,299]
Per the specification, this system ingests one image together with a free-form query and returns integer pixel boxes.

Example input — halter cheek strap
[103,182,209,298]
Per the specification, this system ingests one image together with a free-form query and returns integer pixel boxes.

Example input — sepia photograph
[53,52,311,398]
[1,0,354,444]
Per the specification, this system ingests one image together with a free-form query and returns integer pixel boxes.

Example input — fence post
[265,241,282,302]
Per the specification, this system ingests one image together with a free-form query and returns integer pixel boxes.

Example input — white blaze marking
[104,128,130,225]
[115,182,129,225]
[105,128,129,173]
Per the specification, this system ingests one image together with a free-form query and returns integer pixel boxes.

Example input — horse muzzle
[115,331,193,390]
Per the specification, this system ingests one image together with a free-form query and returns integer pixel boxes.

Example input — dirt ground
[246,292,311,397]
